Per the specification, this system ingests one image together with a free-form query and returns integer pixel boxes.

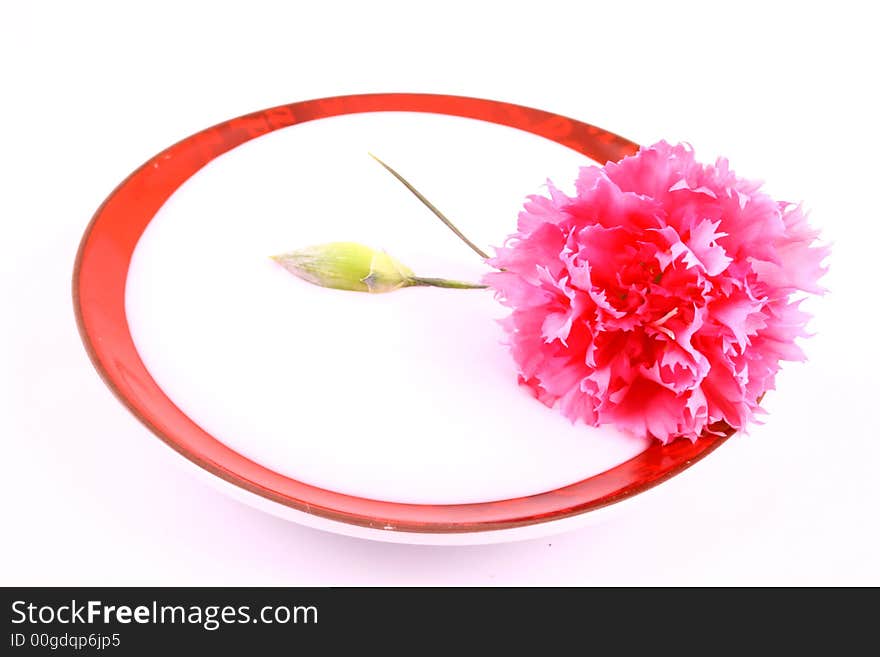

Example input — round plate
[73,93,730,544]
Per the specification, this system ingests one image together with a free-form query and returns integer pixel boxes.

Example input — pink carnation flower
[485,141,829,443]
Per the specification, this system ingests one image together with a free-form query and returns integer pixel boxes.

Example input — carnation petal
[487,140,828,443]
[687,219,733,276]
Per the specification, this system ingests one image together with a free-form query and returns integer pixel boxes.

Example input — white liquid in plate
[125,111,650,504]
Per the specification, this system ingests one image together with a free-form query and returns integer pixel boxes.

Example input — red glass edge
[72,93,731,534]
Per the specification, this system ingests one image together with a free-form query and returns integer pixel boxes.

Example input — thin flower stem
[368,152,490,260]
[408,276,487,290]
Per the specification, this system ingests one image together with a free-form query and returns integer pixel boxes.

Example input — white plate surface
[125,111,651,506]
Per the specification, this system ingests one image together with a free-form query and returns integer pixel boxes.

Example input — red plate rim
[72,93,731,534]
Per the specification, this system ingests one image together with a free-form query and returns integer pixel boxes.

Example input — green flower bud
[271,242,415,293]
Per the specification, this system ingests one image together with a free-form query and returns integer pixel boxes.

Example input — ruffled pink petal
[485,141,828,443]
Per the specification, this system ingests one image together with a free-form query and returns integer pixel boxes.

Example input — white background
[2,0,878,584]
